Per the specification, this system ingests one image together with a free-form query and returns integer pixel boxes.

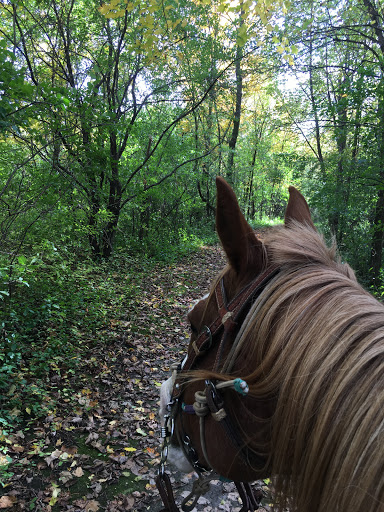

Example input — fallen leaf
[73,467,84,477]
[0,496,17,508]
[85,500,100,512]
[124,496,135,508]
[45,449,61,466]
[0,454,10,465]
[48,485,61,506]
[61,445,78,455]
[59,470,73,484]
[11,444,24,453]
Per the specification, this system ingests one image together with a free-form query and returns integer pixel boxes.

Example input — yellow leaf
[238,24,247,37]
[124,447,137,452]
[259,12,268,24]
[276,45,284,54]
[26,407,31,415]
[48,486,60,506]
[99,4,110,14]
[181,19,187,27]
[0,454,10,466]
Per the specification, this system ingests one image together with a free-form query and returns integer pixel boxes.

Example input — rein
[157,265,279,512]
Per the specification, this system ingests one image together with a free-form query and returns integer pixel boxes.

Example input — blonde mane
[232,223,384,511]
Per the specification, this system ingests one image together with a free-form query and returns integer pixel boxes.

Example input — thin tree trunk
[308,27,326,178]
[227,33,243,186]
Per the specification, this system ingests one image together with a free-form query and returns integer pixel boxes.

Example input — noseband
[157,265,279,512]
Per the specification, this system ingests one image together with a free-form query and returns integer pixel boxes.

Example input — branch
[121,142,222,206]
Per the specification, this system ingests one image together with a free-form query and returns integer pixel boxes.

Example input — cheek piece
[159,376,193,473]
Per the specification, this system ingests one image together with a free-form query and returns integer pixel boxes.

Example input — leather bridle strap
[235,481,262,512]
[205,380,266,470]
[173,264,279,396]
[156,472,179,512]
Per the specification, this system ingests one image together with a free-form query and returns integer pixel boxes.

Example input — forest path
[4,245,270,511]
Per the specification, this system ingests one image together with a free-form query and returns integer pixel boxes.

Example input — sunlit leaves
[98,0,183,65]
[98,0,295,64]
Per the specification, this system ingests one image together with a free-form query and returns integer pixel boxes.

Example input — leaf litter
[2,246,270,511]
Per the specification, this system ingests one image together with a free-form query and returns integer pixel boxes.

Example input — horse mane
[235,223,384,511]
[193,223,384,511]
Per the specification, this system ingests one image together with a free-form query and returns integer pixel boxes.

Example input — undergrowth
[0,229,216,433]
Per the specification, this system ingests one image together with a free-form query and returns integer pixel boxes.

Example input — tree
[1,0,225,258]
[280,0,384,280]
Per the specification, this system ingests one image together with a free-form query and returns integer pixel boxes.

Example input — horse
[158,177,384,512]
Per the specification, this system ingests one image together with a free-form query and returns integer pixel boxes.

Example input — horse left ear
[216,176,265,275]
[285,186,316,230]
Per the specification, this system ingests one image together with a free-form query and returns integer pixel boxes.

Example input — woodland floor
[2,246,271,512]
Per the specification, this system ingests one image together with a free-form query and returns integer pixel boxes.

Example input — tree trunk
[308,27,326,178]
[102,131,122,258]
[227,38,243,186]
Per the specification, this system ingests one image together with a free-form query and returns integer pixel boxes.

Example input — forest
[1,0,384,509]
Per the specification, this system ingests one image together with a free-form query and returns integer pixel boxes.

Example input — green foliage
[0,219,216,429]
[0,246,107,424]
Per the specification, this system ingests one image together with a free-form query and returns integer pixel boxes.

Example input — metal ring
[201,325,212,349]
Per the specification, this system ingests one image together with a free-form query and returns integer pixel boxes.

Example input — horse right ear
[285,186,316,230]
[215,177,265,275]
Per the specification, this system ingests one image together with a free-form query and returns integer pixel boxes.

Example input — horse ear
[216,176,264,275]
[285,186,316,230]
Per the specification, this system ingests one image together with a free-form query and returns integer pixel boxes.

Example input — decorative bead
[233,378,249,396]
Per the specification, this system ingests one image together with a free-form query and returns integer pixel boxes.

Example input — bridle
[157,264,280,512]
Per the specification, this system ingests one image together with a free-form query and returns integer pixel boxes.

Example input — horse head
[159,177,384,512]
